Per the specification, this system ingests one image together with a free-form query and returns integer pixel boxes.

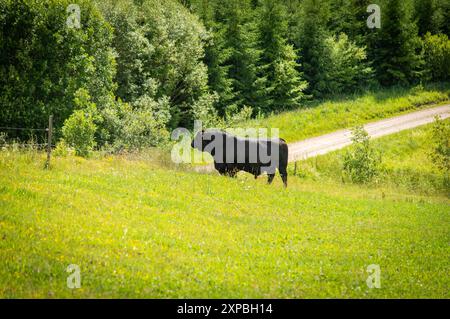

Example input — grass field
[1,85,449,299]
[239,83,450,142]
[294,121,450,196]
[0,127,448,298]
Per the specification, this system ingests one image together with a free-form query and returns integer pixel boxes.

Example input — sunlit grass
[294,121,449,196]
[0,146,448,298]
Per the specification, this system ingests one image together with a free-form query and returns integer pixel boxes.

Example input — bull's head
[191,129,219,155]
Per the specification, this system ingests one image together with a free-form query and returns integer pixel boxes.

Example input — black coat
[191,130,288,187]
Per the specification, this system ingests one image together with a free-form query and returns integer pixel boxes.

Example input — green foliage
[0,0,116,138]
[224,105,253,126]
[240,84,450,142]
[61,89,98,157]
[192,0,236,116]
[429,116,450,173]
[99,97,171,152]
[190,92,221,127]
[96,0,213,128]
[1,0,449,149]
[61,110,97,157]
[220,0,267,112]
[371,0,424,86]
[297,122,449,195]
[343,126,382,183]
[119,97,171,150]
[257,0,307,111]
[53,139,74,157]
[328,0,371,45]
[295,0,330,97]
[414,0,446,36]
[423,33,450,81]
[323,33,374,94]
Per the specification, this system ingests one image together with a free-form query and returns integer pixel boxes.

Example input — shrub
[342,126,381,184]
[322,33,374,95]
[61,89,98,157]
[423,33,450,82]
[429,116,449,172]
[53,140,74,157]
[225,105,254,127]
[190,92,221,128]
[99,95,171,152]
[119,96,171,150]
[62,110,97,157]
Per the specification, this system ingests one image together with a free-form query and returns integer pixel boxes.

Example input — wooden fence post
[294,161,297,176]
[45,115,53,169]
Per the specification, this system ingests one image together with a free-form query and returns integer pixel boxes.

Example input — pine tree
[328,0,372,45]
[257,0,307,111]
[372,0,423,86]
[295,0,330,97]
[414,0,444,36]
[191,0,235,116]
[218,0,266,112]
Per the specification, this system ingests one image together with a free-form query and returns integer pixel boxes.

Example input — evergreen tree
[414,0,441,36]
[219,0,266,112]
[328,0,372,46]
[372,0,423,86]
[191,0,235,116]
[257,0,307,111]
[434,0,450,36]
[295,0,330,97]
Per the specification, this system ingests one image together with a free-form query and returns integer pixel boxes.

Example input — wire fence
[0,116,54,167]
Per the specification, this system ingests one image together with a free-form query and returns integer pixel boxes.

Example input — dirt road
[194,104,450,172]
[288,104,450,161]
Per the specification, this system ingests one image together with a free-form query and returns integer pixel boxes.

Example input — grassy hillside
[294,121,450,196]
[240,84,450,142]
[0,144,448,298]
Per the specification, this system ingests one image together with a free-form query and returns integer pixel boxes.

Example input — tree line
[0,0,449,154]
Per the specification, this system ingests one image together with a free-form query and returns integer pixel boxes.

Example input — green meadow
[295,121,450,196]
[0,121,448,298]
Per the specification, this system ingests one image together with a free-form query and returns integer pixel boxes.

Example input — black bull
[191,130,289,187]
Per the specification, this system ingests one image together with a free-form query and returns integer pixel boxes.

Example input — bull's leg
[228,170,237,178]
[267,173,275,184]
[279,168,288,188]
[281,173,288,188]
[214,162,227,176]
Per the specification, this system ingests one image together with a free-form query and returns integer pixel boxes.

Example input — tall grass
[292,121,450,196]
[0,144,448,298]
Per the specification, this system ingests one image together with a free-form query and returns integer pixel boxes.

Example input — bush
[429,116,449,172]
[62,110,97,157]
[190,92,221,128]
[53,140,74,157]
[61,89,98,157]
[423,33,450,82]
[119,96,171,150]
[225,105,254,127]
[322,33,374,95]
[99,95,171,152]
[342,126,381,184]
